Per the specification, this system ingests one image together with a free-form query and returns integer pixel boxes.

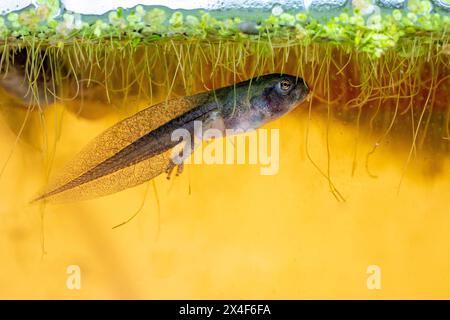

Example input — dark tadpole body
[34,73,309,202]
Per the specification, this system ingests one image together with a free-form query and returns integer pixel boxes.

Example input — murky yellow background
[1,95,450,299]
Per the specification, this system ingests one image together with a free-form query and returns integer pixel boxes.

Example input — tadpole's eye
[279,79,292,92]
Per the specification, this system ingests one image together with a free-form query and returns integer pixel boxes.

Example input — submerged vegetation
[0,0,448,198]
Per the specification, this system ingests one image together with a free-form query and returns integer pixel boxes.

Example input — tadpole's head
[251,73,310,121]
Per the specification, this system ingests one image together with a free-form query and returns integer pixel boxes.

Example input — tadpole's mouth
[306,91,312,102]
[303,81,312,102]
[293,81,311,103]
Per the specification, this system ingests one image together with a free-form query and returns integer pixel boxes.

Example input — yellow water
[0,41,449,298]
[1,95,450,299]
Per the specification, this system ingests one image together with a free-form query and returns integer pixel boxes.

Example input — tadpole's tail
[32,95,217,203]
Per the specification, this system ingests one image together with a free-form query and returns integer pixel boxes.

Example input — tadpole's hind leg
[164,108,219,180]
[176,162,184,176]
[165,152,186,180]
[165,162,176,180]
[165,159,184,180]
[165,134,195,180]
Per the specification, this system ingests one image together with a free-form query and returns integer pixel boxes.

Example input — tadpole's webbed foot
[165,160,185,180]
[176,162,184,176]
[165,161,175,180]
[166,132,194,180]
[165,142,187,180]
